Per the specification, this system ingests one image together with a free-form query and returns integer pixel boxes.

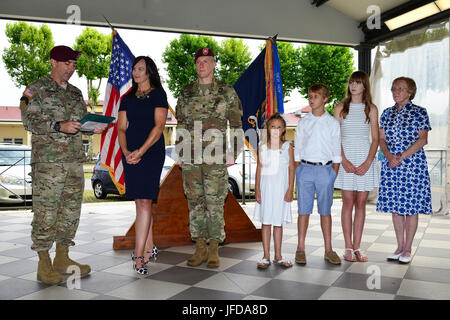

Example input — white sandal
[343,248,356,262]
[257,258,271,269]
[273,258,293,268]
[353,249,368,262]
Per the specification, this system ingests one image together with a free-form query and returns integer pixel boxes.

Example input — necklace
[136,87,152,99]
[267,141,284,154]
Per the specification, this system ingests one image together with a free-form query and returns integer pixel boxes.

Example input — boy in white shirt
[294,84,342,265]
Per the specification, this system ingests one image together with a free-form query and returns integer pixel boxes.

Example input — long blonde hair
[340,71,373,123]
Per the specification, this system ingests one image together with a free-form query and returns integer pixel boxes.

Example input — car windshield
[0,150,32,166]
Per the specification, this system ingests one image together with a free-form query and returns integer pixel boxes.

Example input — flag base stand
[113,165,262,249]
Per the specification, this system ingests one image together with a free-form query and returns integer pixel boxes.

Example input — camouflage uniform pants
[30,162,84,252]
[182,164,228,243]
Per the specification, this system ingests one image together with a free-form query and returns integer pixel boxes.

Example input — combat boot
[53,243,91,277]
[187,238,208,267]
[206,239,220,268]
[37,251,63,285]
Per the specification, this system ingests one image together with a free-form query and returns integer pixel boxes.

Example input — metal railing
[425,148,447,187]
[241,149,256,204]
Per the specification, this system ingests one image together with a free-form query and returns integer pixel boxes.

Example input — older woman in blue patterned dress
[377,77,432,264]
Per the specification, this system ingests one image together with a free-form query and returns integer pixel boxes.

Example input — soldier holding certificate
[20,45,105,284]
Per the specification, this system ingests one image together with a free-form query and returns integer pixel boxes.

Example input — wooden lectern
[113,165,262,249]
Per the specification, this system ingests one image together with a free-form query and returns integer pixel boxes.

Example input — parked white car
[165,145,177,161]
[164,145,257,198]
[227,149,257,198]
[0,143,32,205]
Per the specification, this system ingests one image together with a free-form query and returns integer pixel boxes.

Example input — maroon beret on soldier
[194,48,215,63]
[49,45,82,62]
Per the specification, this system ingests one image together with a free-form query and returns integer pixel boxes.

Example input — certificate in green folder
[79,114,115,132]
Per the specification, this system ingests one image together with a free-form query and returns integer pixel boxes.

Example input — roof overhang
[358,0,450,44]
[0,0,364,46]
[1,1,449,48]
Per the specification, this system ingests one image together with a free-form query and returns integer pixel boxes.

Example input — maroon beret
[50,45,82,62]
[194,48,214,63]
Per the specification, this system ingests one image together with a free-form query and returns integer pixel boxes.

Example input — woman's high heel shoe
[144,246,158,264]
[131,253,148,275]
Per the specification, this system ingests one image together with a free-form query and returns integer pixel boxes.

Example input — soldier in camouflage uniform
[20,46,105,284]
[176,48,243,268]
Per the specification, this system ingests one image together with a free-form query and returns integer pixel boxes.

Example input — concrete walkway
[0,200,449,300]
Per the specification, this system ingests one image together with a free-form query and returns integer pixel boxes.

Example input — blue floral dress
[376,102,432,216]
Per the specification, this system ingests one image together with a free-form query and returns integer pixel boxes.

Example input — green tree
[273,42,302,101]
[297,44,354,113]
[73,27,111,160]
[2,21,54,88]
[73,27,111,107]
[257,41,302,102]
[216,38,252,85]
[162,34,221,98]
[162,35,253,97]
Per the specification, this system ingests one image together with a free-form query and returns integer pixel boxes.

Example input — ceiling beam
[358,0,436,29]
[364,8,450,44]
[359,0,449,44]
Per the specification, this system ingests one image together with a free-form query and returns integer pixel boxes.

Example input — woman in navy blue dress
[377,77,432,264]
[118,56,168,275]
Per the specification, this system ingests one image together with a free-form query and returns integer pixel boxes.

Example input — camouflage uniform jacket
[20,76,88,164]
[175,79,243,165]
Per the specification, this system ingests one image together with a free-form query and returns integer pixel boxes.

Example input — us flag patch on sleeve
[23,88,35,98]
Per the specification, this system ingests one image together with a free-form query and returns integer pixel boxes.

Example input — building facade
[0,105,177,159]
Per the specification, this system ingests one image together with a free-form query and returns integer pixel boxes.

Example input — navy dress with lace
[119,88,168,200]
[376,102,432,216]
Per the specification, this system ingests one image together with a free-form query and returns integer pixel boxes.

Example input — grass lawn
[82,170,130,203]
[333,189,342,199]
[83,190,130,203]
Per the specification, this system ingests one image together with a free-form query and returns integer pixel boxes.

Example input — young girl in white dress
[254,112,295,269]
[333,71,379,262]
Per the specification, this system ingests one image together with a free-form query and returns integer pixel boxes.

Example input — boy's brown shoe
[295,250,306,265]
[324,250,341,265]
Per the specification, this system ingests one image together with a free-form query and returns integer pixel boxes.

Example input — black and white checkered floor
[0,200,449,300]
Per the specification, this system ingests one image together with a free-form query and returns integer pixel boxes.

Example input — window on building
[3,138,12,143]
[14,138,23,145]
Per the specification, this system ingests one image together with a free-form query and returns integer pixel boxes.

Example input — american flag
[99,31,134,194]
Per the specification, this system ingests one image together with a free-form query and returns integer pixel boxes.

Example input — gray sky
[0,19,317,113]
